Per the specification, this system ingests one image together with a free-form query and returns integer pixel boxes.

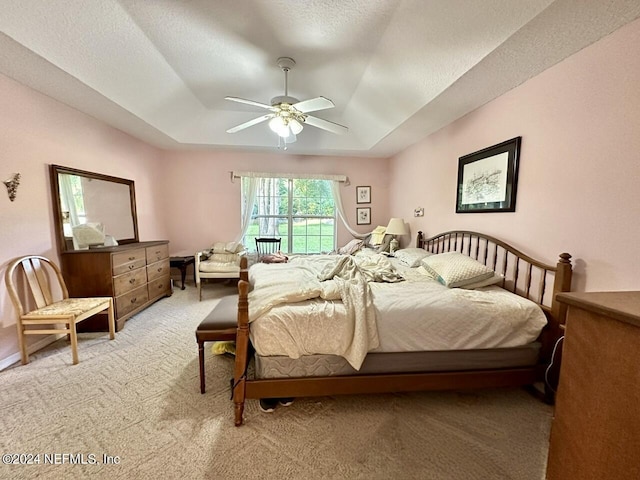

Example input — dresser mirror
[50,165,139,252]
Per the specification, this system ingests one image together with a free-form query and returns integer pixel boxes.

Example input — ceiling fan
[225,57,348,146]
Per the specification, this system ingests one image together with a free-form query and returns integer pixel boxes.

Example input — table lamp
[385,218,408,253]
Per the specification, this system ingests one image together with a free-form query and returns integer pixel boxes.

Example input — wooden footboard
[232,232,573,426]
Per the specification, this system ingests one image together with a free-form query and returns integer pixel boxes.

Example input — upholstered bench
[196,294,238,394]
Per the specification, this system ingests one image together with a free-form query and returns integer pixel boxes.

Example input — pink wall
[389,17,640,292]
[0,72,390,367]
[3,16,639,368]
[157,150,390,256]
[0,74,167,366]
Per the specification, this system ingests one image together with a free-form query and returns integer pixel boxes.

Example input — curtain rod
[230,171,349,185]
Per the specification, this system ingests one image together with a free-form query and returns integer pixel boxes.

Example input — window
[243,177,336,254]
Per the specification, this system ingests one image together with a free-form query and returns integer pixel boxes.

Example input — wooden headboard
[417,230,572,360]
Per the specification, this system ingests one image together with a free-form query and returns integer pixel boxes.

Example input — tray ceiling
[1,0,639,157]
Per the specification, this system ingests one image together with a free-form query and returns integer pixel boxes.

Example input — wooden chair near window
[5,255,115,365]
[255,238,282,260]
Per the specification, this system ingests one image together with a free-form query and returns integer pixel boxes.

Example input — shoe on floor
[278,397,294,407]
[259,398,278,413]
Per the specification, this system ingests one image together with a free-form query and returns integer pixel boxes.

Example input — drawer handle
[128,256,135,261]
[129,279,136,284]
[130,297,137,304]
[157,283,163,289]
[157,267,163,272]
[128,265,135,270]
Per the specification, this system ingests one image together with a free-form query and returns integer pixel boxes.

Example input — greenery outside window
[243,177,336,254]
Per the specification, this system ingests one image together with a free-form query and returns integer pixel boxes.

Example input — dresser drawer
[115,285,149,318]
[113,268,148,297]
[148,275,171,300]
[112,248,146,276]
[147,258,170,282]
[146,244,169,264]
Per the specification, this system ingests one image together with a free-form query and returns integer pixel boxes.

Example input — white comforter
[248,254,548,370]
[248,254,402,369]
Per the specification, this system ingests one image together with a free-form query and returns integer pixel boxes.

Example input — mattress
[249,255,548,363]
[255,343,542,379]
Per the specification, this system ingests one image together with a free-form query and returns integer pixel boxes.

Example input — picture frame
[356,186,371,204]
[356,207,371,225]
[456,137,521,213]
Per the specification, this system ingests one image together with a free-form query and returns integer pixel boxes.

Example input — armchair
[195,242,246,301]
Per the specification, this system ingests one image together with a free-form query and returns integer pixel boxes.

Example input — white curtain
[59,174,80,233]
[234,172,366,243]
[331,181,368,239]
[236,176,258,244]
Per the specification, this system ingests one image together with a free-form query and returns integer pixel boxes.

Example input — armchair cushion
[210,242,245,254]
[199,253,242,273]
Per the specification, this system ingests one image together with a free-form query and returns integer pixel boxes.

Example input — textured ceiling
[1,0,639,157]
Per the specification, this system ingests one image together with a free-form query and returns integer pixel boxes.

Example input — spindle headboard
[417,230,572,345]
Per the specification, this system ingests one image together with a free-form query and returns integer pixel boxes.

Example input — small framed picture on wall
[356,186,371,204]
[356,207,371,225]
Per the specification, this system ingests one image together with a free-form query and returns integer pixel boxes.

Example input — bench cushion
[197,295,238,331]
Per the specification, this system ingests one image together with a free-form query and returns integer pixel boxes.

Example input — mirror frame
[50,164,139,253]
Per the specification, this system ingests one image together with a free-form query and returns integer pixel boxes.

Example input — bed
[232,230,573,426]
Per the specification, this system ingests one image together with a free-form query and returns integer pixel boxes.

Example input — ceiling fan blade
[225,96,276,110]
[226,114,274,133]
[304,115,348,135]
[292,96,335,113]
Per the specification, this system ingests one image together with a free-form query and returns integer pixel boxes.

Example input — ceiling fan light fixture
[289,118,303,135]
[268,116,287,137]
[225,56,348,144]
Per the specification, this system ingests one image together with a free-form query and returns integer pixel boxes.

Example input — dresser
[546,291,640,480]
[61,241,172,331]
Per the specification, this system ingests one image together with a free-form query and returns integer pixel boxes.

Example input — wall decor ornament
[356,186,371,204]
[456,137,521,213]
[356,207,371,225]
[4,173,20,202]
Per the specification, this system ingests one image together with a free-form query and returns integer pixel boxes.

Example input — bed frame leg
[234,394,245,426]
[233,279,250,426]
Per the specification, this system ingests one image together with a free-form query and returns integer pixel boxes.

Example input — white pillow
[224,242,245,254]
[211,242,244,254]
[421,252,495,288]
[460,273,504,289]
[338,239,364,255]
[369,226,387,246]
[210,242,227,254]
[394,248,433,268]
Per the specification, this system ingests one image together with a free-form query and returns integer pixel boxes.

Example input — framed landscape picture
[356,186,371,204]
[356,207,371,225]
[456,137,521,213]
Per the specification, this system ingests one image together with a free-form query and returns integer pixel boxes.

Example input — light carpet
[0,283,552,480]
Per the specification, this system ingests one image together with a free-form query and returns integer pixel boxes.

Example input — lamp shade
[289,118,303,135]
[269,116,287,136]
[385,218,408,236]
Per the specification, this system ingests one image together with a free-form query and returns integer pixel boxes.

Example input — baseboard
[0,335,60,371]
